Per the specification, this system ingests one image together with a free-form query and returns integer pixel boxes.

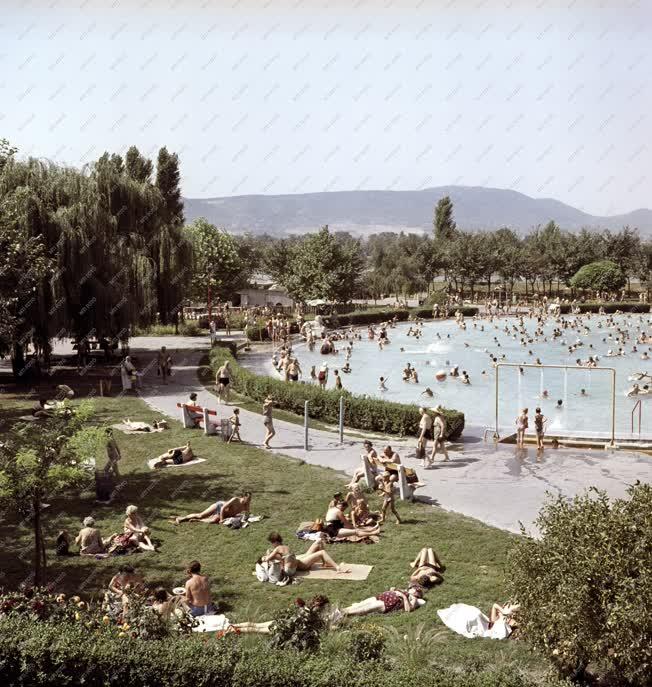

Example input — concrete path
[118,336,652,536]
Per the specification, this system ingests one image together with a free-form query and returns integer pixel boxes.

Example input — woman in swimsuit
[409,547,445,587]
[324,498,380,538]
[341,584,424,617]
[262,532,348,576]
[515,408,528,448]
[123,505,156,551]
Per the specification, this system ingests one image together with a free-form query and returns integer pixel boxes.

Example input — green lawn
[0,392,546,675]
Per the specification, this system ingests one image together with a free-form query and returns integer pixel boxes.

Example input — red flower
[295,598,306,607]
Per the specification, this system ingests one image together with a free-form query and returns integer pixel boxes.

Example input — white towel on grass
[437,603,511,640]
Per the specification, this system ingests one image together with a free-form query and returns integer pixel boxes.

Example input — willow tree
[0,141,190,378]
[153,146,188,325]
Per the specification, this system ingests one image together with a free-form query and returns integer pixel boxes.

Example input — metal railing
[494,363,617,447]
[631,399,642,435]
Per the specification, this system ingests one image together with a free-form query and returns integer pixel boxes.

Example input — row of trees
[226,197,651,304]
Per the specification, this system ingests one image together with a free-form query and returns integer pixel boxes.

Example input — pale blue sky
[2,0,651,215]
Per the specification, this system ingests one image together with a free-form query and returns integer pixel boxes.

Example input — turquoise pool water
[260,315,652,436]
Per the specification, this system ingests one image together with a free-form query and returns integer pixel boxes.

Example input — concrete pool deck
[4,334,651,535]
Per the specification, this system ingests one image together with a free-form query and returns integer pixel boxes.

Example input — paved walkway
[118,336,652,536]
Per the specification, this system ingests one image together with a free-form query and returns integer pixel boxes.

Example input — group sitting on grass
[70,505,157,558]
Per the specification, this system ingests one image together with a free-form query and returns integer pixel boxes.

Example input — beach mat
[113,423,166,435]
[147,457,206,470]
[296,563,372,581]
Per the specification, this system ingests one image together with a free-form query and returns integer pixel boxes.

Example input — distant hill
[183,186,652,237]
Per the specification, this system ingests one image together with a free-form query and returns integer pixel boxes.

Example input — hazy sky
[2,0,651,215]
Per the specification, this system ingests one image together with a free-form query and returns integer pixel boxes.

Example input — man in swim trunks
[184,560,216,617]
[215,361,231,402]
[153,442,194,468]
[173,492,251,524]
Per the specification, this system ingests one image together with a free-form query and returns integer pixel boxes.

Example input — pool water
[267,315,652,436]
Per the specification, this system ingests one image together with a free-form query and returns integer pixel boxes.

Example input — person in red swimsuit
[341,584,424,617]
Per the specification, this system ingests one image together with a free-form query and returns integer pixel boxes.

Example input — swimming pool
[258,315,652,437]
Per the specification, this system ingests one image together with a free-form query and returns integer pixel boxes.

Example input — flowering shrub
[0,586,197,641]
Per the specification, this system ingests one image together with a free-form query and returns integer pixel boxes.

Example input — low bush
[0,615,565,687]
[507,483,652,686]
[133,321,203,337]
[209,347,465,440]
[347,624,387,662]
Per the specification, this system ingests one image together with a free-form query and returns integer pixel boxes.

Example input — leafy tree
[433,195,457,242]
[493,228,522,300]
[508,485,652,686]
[603,227,643,294]
[0,144,190,376]
[281,226,363,304]
[570,260,626,293]
[186,218,247,307]
[154,147,187,323]
[0,402,100,586]
[125,145,153,184]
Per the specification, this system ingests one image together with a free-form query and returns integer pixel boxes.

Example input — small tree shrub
[348,624,387,662]
[507,484,652,686]
[209,347,465,439]
[570,260,626,293]
[268,597,328,653]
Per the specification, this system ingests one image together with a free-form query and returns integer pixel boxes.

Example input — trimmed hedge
[209,347,464,440]
[0,616,561,687]
[557,301,650,314]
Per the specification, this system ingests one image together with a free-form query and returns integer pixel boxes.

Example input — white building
[236,273,294,308]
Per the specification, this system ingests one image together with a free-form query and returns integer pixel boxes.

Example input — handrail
[631,399,642,435]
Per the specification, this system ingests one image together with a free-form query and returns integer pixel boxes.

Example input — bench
[361,455,423,502]
[176,403,219,436]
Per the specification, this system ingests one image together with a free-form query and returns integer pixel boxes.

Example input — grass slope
[0,393,544,673]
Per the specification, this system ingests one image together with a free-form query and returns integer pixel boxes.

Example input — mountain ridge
[182,185,652,236]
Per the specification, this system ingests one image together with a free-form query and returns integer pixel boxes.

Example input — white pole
[304,400,309,451]
[339,396,344,443]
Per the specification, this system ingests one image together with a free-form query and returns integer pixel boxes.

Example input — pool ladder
[631,400,642,435]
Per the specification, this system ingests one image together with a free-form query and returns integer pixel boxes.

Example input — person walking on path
[215,361,231,403]
[417,407,433,463]
[262,396,275,449]
[429,408,449,465]
[157,346,172,384]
